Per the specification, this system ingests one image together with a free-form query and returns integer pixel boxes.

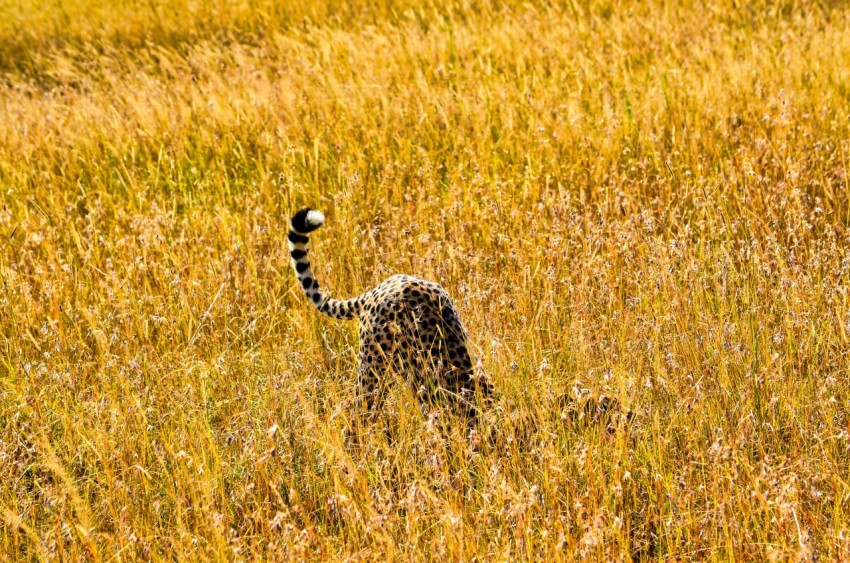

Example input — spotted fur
[289,207,492,422]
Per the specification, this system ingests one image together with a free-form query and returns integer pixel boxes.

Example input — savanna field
[1,0,849,559]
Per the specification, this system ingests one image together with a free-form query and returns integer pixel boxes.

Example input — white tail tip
[306,210,325,227]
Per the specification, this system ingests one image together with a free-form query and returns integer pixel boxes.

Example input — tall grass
[1,0,849,559]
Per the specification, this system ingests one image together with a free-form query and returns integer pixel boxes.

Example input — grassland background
[1,0,849,559]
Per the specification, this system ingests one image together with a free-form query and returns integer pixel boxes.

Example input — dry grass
[1,0,849,559]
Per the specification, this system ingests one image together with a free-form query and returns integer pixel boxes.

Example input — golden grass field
[1,0,849,559]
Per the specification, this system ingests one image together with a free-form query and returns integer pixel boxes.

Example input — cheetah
[288,208,492,423]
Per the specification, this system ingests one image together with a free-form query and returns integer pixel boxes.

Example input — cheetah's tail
[289,208,359,320]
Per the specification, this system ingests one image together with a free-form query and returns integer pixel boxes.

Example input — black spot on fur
[296,262,309,274]
[311,293,321,303]
[301,277,312,289]
[288,231,309,244]
[290,249,307,259]
[311,279,320,289]
[290,208,322,234]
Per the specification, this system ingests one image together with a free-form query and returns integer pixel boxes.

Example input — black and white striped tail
[289,208,359,320]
